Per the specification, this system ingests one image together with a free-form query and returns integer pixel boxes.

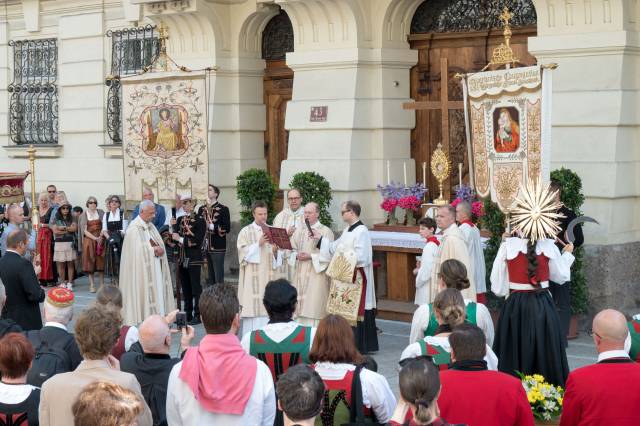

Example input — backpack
[25,330,73,387]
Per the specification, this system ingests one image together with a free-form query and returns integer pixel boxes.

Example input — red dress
[37,208,54,281]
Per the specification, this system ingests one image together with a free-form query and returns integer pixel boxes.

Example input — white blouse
[102,208,128,233]
[400,335,499,370]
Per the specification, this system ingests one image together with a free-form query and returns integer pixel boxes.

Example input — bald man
[560,309,640,426]
[0,204,36,258]
[120,313,195,426]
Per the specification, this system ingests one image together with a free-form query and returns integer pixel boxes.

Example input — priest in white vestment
[430,205,476,302]
[456,201,487,303]
[289,202,334,326]
[315,200,378,353]
[273,189,304,281]
[237,201,284,335]
[120,200,175,326]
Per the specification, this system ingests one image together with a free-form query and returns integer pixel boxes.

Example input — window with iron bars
[8,38,58,145]
[106,25,159,144]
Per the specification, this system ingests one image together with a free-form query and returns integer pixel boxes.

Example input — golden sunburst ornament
[510,179,565,241]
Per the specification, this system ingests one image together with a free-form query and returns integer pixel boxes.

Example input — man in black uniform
[197,184,230,286]
[171,195,206,325]
[549,180,584,345]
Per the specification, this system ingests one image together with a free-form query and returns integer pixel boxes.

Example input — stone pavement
[68,276,597,396]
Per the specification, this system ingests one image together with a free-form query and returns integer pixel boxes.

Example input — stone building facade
[1,0,638,313]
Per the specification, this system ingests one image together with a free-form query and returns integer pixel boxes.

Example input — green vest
[418,340,451,369]
[423,302,478,337]
[249,324,312,383]
[628,320,640,362]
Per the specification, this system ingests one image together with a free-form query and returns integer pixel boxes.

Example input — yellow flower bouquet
[518,373,564,421]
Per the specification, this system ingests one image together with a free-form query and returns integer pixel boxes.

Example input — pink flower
[380,198,398,213]
[472,201,484,218]
[398,196,421,211]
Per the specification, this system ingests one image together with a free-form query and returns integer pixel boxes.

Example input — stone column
[280,46,417,225]
[529,0,640,313]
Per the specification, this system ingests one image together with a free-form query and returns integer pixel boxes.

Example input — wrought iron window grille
[105,25,159,144]
[8,38,59,145]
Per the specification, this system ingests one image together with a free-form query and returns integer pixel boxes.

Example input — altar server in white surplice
[289,202,334,327]
[413,217,439,305]
[273,189,304,281]
[456,201,487,304]
[237,200,284,335]
[314,200,378,354]
[430,205,476,302]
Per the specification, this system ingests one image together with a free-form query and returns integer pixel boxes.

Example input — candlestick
[458,163,463,187]
[386,160,390,185]
[422,162,427,187]
[403,162,407,187]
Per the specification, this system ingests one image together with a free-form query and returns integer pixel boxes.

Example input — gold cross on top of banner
[484,7,520,70]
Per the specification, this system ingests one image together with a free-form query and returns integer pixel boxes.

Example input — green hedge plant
[551,167,588,315]
[236,168,277,227]
[289,172,333,228]
[480,197,506,311]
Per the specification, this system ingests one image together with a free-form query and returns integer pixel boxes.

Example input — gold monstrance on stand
[431,143,451,205]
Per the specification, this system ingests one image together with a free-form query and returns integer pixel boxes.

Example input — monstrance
[430,143,451,205]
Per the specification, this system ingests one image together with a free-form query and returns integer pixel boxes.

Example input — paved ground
[68,276,597,396]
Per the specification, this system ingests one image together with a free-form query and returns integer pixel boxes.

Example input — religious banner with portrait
[461,65,553,212]
[121,71,209,208]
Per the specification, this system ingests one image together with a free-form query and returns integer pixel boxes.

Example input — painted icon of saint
[155,108,179,152]
[494,108,520,153]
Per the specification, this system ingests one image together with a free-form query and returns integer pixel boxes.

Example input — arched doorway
[262,9,294,199]
[409,1,537,201]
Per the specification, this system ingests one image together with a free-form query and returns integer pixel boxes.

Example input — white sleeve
[272,249,283,269]
[125,326,139,352]
[490,243,509,297]
[475,303,495,348]
[353,230,370,266]
[409,305,431,344]
[360,370,396,423]
[548,251,575,284]
[400,342,422,361]
[165,365,183,426]
[241,332,251,354]
[415,244,435,288]
[102,213,108,231]
[319,235,337,262]
[484,345,499,371]
[257,362,277,426]
[244,243,261,264]
[121,219,128,233]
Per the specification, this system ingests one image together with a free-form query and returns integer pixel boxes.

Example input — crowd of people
[0,181,638,425]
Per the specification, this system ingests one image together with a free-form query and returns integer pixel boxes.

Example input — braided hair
[526,240,539,285]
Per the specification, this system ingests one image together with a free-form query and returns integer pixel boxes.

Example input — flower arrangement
[398,196,421,211]
[450,184,485,222]
[377,182,427,225]
[519,373,564,421]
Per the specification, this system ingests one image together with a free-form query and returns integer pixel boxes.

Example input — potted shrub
[289,171,333,228]
[236,168,277,227]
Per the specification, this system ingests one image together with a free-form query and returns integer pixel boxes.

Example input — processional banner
[462,66,553,211]
[121,71,208,208]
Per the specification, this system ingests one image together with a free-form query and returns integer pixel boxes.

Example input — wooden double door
[409,27,537,201]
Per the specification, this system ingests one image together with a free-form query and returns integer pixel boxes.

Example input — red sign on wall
[310,106,328,122]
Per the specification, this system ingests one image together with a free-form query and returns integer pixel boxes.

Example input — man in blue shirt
[130,187,166,230]
[0,204,36,259]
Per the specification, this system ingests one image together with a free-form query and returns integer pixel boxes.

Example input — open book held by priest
[258,223,293,250]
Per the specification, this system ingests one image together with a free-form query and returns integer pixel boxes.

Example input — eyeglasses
[88,201,97,205]
[110,199,120,203]
[48,190,56,193]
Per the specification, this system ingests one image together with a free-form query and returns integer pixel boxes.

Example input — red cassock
[438,369,534,426]
[560,360,640,426]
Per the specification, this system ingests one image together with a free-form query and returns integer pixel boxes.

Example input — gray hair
[305,202,320,213]
[457,201,472,218]
[44,301,74,325]
[139,199,155,212]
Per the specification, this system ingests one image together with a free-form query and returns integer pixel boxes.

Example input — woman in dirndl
[101,195,126,285]
[490,181,574,387]
[80,196,105,293]
[36,192,55,285]
[52,202,78,291]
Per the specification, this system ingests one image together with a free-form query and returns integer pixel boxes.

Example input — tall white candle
[422,162,427,187]
[387,160,390,185]
[403,162,407,187]
[458,163,463,187]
